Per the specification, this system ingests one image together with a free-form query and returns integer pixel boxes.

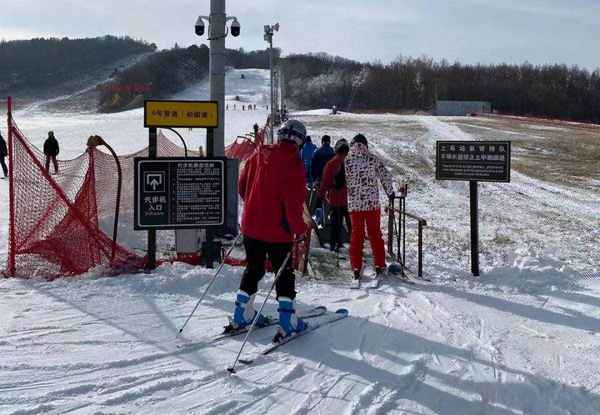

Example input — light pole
[87,135,122,262]
[264,23,279,144]
[195,3,240,156]
[195,2,241,266]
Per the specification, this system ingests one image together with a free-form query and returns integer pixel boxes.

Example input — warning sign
[436,141,511,182]
[134,158,226,230]
[144,100,219,128]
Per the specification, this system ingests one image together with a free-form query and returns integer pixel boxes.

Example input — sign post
[469,180,479,276]
[436,141,511,276]
[143,100,220,270]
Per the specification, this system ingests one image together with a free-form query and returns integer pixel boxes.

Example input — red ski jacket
[239,141,308,243]
[317,154,348,207]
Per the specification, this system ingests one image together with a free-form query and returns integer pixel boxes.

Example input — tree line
[0,36,156,95]
[99,46,278,112]
[281,54,600,123]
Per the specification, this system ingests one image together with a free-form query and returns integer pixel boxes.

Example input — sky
[2,0,599,69]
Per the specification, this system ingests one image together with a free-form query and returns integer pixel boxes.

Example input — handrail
[387,196,428,278]
[394,208,427,226]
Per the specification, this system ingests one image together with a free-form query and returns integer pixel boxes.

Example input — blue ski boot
[273,297,308,343]
[226,290,269,331]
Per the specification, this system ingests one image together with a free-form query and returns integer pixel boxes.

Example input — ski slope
[1,76,600,414]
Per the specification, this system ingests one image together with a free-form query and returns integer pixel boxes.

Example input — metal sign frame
[134,157,227,230]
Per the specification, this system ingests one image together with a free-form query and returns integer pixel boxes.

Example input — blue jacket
[300,141,317,183]
[310,144,334,182]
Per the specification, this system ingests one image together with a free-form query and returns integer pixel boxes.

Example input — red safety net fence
[224,125,267,162]
[5,111,190,279]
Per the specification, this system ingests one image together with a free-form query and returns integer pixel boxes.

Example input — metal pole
[387,197,394,258]
[269,36,275,144]
[99,141,123,262]
[166,128,188,157]
[7,96,15,276]
[402,196,406,267]
[178,232,242,336]
[210,0,226,157]
[418,221,423,278]
[147,127,157,269]
[470,181,480,276]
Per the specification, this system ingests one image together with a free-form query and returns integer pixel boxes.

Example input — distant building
[436,101,492,116]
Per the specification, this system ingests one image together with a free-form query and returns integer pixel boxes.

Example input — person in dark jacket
[43,131,59,174]
[300,136,317,185]
[0,131,8,178]
[317,138,351,252]
[310,135,334,184]
[310,135,335,228]
[229,119,309,341]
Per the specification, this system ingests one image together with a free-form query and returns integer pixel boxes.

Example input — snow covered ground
[1,74,600,414]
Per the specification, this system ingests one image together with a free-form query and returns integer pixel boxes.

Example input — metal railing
[387,195,428,278]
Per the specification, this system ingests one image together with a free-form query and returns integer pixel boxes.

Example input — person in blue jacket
[310,135,335,185]
[300,135,317,186]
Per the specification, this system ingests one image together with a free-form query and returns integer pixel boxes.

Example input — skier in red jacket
[229,119,309,340]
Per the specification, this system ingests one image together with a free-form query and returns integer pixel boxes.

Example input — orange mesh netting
[6,117,191,278]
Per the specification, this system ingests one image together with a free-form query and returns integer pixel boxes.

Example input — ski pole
[227,252,292,374]
[177,232,243,337]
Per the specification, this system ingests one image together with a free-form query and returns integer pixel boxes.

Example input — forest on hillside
[282,54,600,123]
[0,36,156,95]
[98,46,279,112]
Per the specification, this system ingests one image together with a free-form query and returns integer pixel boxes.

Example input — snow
[2,72,600,414]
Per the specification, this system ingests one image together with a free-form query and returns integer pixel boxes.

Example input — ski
[238,308,349,365]
[350,278,362,289]
[176,306,327,348]
[365,276,383,289]
[393,274,417,285]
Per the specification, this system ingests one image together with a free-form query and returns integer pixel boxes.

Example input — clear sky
[2,0,599,69]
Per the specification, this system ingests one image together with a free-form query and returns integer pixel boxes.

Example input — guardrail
[387,195,427,278]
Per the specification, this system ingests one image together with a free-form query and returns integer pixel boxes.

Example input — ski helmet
[277,119,306,147]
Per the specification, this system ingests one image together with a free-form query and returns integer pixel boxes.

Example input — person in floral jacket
[344,134,394,280]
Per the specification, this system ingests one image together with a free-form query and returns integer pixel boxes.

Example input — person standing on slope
[345,134,394,280]
[317,138,351,252]
[311,135,334,185]
[300,135,317,186]
[230,119,309,340]
[43,131,59,174]
[310,135,335,227]
[0,131,8,178]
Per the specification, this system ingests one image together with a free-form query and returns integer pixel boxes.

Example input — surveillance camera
[231,19,241,37]
[273,23,280,32]
[195,16,205,36]
[264,25,271,34]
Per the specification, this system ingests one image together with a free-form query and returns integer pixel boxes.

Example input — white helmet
[277,119,306,147]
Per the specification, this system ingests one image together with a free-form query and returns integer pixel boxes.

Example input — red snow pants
[349,209,386,271]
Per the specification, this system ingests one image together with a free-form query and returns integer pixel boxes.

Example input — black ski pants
[330,206,351,251]
[0,156,7,177]
[45,155,58,174]
[240,236,296,300]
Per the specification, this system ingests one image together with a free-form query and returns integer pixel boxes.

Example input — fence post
[7,96,15,277]
[418,221,423,278]
[387,198,395,258]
